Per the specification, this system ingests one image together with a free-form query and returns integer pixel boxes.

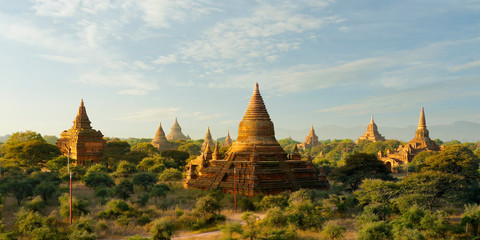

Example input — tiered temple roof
[184,83,329,196]
[166,117,187,141]
[56,99,106,165]
[223,131,233,148]
[151,122,175,152]
[356,116,386,143]
[379,107,440,171]
[298,126,320,150]
[201,127,214,151]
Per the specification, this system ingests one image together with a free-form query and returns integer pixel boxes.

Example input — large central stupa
[184,83,329,196]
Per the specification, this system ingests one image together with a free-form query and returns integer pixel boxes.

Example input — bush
[358,221,393,240]
[151,217,174,240]
[257,194,288,210]
[158,168,182,181]
[321,220,347,240]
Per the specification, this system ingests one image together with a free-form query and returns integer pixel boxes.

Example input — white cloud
[37,54,86,64]
[32,0,80,17]
[153,54,177,65]
[117,107,226,121]
[450,59,480,72]
[178,3,341,71]
[117,107,181,121]
[77,71,157,93]
[133,0,217,28]
[117,89,149,95]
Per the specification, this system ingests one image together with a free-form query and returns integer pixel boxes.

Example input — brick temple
[184,83,329,196]
[57,99,106,165]
[378,107,441,171]
[298,126,320,150]
[356,116,386,143]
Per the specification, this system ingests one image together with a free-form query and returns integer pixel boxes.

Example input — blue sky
[0,0,479,140]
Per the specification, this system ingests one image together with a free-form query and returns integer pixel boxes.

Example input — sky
[0,0,479,141]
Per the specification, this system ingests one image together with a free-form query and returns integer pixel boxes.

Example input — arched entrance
[385,161,392,172]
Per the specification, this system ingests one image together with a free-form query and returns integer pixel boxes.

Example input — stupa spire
[201,127,214,151]
[167,117,187,140]
[74,99,92,129]
[223,131,233,147]
[229,83,284,154]
[242,82,270,121]
[151,122,175,152]
[418,107,426,129]
[370,115,374,124]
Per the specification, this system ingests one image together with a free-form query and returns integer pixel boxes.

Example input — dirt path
[172,212,265,240]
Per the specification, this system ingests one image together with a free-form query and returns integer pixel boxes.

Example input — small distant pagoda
[57,99,107,165]
[356,116,386,143]
[184,83,329,196]
[166,117,187,141]
[379,107,440,171]
[151,122,175,152]
[223,131,233,148]
[298,126,320,150]
[201,127,214,151]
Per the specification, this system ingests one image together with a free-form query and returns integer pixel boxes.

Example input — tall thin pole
[234,167,237,212]
[68,148,72,224]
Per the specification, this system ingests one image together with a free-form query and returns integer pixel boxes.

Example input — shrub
[257,194,288,210]
[158,168,182,181]
[358,221,392,240]
[321,220,347,240]
[151,217,174,240]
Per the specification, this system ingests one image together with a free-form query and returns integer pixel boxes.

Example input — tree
[241,212,259,240]
[114,179,134,200]
[424,145,480,181]
[34,181,56,202]
[321,220,347,240]
[178,142,201,156]
[133,172,157,191]
[355,179,399,220]
[329,153,393,191]
[83,171,114,190]
[11,179,33,205]
[461,204,480,237]
[130,142,159,156]
[161,150,189,168]
[115,160,137,177]
[151,218,174,240]
[358,221,392,240]
[158,168,182,181]
[102,140,130,168]
[218,222,243,240]
[399,170,465,209]
[150,184,170,204]
[194,195,221,216]
[59,193,90,220]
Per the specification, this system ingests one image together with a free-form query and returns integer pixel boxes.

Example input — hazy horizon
[1,1,479,140]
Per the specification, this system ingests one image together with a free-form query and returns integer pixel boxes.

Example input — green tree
[151,218,174,240]
[11,179,33,205]
[358,221,392,240]
[461,204,480,237]
[59,193,90,220]
[329,153,393,191]
[114,179,134,200]
[102,140,130,169]
[194,195,221,215]
[69,217,96,240]
[34,181,56,202]
[83,171,114,190]
[321,220,347,240]
[131,142,159,156]
[158,168,182,181]
[218,222,243,240]
[115,160,137,177]
[355,179,399,220]
[400,170,465,209]
[150,184,170,204]
[241,212,259,240]
[161,150,189,168]
[133,172,157,191]
[178,142,201,156]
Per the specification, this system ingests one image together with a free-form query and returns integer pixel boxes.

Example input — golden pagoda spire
[213,141,221,160]
[418,107,426,129]
[242,82,271,121]
[201,127,214,151]
[74,99,92,129]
